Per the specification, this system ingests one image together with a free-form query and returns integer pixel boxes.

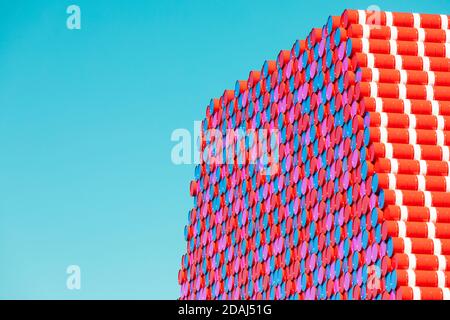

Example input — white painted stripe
[390,26,398,40]
[431,100,440,116]
[399,84,407,99]
[412,13,421,29]
[417,175,426,191]
[375,97,383,112]
[370,82,378,97]
[436,130,445,146]
[429,207,437,223]
[441,14,449,29]
[427,222,436,238]
[427,71,436,86]
[443,288,450,300]
[394,189,403,205]
[424,191,432,206]
[388,173,396,189]
[412,144,421,159]
[398,221,407,237]
[361,38,369,53]
[437,255,446,271]
[445,177,450,192]
[362,24,370,38]
[400,206,409,221]
[395,55,403,70]
[419,160,427,175]
[404,99,412,114]
[442,146,450,161]
[437,271,445,288]
[379,127,388,143]
[385,12,394,26]
[408,129,417,144]
[437,115,445,130]
[408,114,417,129]
[407,269,416,287]
[380,112,388,127]
[433,238,442,255]
[446,30,450,43]
[408,253,417,270]
[422,56,431,71]
[411,287,421,300]
[391,159,399,174]
[425,85,434,100]
[403,237,412,253]
[366,53,375,68]
[389,40,398,55]
[358,10,366,25]
[417,28,426,42]
[385,143,393,158]
[445,43,450,58]
[372,68,379,82]
[399,69,408,84]
[417,41,425,57]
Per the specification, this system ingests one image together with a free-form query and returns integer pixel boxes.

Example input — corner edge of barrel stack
[178,9,450,300]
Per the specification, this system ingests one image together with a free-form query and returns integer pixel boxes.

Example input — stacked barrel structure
[178,9,450,300]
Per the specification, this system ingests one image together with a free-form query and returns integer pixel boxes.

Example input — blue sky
[0,0,448,299]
